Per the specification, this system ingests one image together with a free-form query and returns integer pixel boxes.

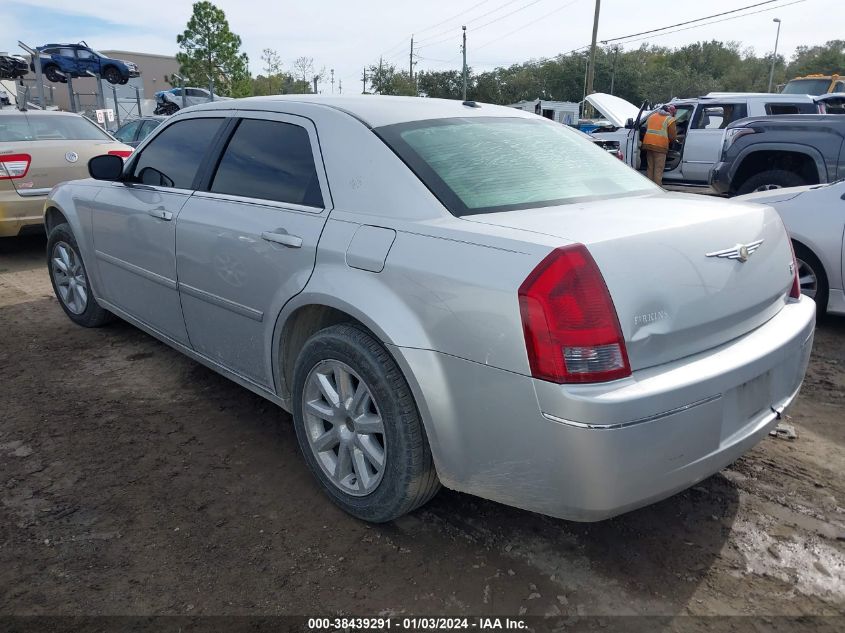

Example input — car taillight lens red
[787,240,801,300]
[0,153,31,179]
[518,244,631,384]
[108,150,133,158]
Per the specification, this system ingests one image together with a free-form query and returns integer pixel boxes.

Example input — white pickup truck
[587,92,819,190]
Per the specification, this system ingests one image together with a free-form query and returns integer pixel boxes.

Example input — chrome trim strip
[178,282,264,322]
[542,394,723,430]
[94,250,177,290]
[190,191,324,215]
[16,187,52,198]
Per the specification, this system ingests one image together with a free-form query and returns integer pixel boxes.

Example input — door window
[131,117,223,189]
[209,119,323,207]
[76,49,96,60]
[692,104,747,129]
[139,119,162,139]
[765,103,816,115]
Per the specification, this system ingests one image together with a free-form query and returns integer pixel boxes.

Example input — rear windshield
[376,116,656,216]
[782,79,832,95]
[0,113,112,142]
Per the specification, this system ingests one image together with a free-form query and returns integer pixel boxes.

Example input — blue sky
[3,0,842,94]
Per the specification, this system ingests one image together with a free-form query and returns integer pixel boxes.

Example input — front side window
[376,116,657,217]
[131,117,223,189]
[209,119,323,207]
[693,104,747,130]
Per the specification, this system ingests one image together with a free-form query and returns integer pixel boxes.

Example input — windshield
[376,117,657,216]
[0,113,112,142]
[782,79,832,95]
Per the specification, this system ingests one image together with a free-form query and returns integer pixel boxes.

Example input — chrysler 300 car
[43,96,815,523]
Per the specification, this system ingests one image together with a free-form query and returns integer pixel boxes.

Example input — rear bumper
[0,190,46,237]
[396,296,815,521]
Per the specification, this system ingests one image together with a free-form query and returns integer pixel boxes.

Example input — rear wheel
[793,242,828,314]
[737,169,806,195]
[47,223,113,327]
[43,64,63,83]
[291,324,440,522]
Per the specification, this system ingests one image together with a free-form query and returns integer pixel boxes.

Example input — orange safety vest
[643,112,673,152]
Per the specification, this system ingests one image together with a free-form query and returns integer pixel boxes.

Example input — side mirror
[625,118,635,129]
[88,154,124,181]
[138,166,174,188]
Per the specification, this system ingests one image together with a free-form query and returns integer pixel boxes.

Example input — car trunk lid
[464,193,795,371]
[1,139,127,194]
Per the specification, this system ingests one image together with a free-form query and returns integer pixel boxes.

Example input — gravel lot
[1,234,844,622]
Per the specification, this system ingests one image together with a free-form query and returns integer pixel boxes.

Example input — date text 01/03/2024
[307,617,528,630]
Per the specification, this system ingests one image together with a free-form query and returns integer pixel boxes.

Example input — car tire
[47,223,113,328]
[103,66,122,85]
[736,169,807,195]
[291,323,440,523]
[43,64,63,83]
[793,242,829,314]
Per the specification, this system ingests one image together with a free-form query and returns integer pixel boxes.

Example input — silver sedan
[737,180,845,316]
[43,95,815,523]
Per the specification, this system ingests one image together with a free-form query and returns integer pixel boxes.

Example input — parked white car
[737,180,845,315]
[588,92,819,189]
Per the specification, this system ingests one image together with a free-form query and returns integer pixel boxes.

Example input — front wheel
[43,64,64,83]
[103,66,122,85]
[736,169,807,195]
[291,324,440,522]
[47,223,113,327]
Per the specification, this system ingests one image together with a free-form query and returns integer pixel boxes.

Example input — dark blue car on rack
[30,42,140,85]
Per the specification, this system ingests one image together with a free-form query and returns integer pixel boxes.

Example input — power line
[415,0,536,47]
[414,0,495,37]
[610,0,806,45]
[475,0,582,52]
[602,0,787,44]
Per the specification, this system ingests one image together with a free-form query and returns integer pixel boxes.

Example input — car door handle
[147,208,173,221]
[261,231,302,248]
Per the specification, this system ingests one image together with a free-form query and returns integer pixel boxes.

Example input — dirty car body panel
[44,95,815,521]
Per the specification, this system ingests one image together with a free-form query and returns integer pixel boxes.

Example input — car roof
[702,92,815,101]
[0,108,83,117]
[190,95,538,128]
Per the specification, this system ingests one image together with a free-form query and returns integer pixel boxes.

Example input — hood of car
[585,93,642,128]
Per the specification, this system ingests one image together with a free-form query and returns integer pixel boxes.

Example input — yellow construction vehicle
[781,73,845,95]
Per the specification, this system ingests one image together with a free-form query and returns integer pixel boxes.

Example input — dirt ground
[1,234,844,624]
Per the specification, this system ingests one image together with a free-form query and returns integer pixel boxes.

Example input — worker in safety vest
[642,104,677,185]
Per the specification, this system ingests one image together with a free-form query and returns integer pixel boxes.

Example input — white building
[509,99,580,126]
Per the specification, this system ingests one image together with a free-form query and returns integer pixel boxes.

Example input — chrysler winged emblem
[706,239,764,263]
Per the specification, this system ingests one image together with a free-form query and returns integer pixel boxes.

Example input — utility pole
[330,68,335,94]
[312,74,318,94]
[768,18,782,93]
[610,45,620,95]
[462,26,468,101]
[410,35,415,84]
[362,66,367,93]
[585,0,601,117]
[339,79,342,94]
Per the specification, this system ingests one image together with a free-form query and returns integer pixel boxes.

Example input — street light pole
[768,18,782,93]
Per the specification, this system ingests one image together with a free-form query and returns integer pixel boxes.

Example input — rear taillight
[787,240,801,300]
[108,150,133,158]
[0,153,31,179]
[518,244,631,384]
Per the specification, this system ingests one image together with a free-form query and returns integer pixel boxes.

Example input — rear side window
[131,117,223,189]
[209,119,323,207]
[0,113,111,141]
[765,103,816,115]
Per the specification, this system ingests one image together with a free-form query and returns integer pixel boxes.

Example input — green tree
[366,61,416,96]
[176,1,251,97]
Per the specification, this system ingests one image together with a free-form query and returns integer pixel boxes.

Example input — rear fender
[733,143,827,184]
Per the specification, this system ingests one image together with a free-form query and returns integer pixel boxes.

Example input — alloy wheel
[796,257,818,299]
[302,359,386,496]
[51,241,88,314]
